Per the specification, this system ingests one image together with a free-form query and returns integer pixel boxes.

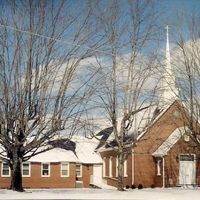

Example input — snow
[152,127,188,157]
[0,188,200,199]
[29,148,79,163]
[72,136,102,164]
[29,136,102,164]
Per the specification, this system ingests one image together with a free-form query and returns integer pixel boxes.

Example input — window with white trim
[76,164,82,177]
[109,156,113,177]
[156,159,161,176]
[116,156,118,177]
[41,163,50,177]
[61,163,69,177]
[184,134,190,142]
[124,159,128,177]
[1,163,10,177]
[22,162,30,177]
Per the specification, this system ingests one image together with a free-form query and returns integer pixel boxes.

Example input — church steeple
[160,26,178,106]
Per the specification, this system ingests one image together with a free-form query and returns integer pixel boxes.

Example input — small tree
[0,0,103,191]
[173,15,200,144]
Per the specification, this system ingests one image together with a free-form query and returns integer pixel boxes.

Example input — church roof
[152,126,189,157]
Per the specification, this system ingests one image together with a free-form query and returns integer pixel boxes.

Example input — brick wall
[76,164,93,187]
[134,101,200,188]
[100,148,132,187]
[0,162,94,188]
[134,101,185,188]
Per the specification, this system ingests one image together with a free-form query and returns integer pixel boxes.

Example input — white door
[179,154,196,185]
[92,164,103,184]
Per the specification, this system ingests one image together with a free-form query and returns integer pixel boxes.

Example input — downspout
[162,156,165,188]
[132,148,134,185]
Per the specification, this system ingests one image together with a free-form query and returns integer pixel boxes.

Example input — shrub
[125,185,130,189]
[138,184,143,189]
[131,184,136,189]
[151,184,155,189]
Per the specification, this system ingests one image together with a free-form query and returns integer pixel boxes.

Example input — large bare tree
[81,0,160,191]
[0,0,103,191]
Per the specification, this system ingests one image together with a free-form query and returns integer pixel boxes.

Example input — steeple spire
[160,25,178,106]
[166,25,171,71]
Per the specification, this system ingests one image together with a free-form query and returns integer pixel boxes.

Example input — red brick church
[98,27,200,188]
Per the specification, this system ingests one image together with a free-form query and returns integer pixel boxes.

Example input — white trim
[109,156,112,177]
[22,162,31,177]
[41,163,50,177]
[1,162,10,177]
[162,157,165,188]
[76,164,82,177]
[60,162,70,177]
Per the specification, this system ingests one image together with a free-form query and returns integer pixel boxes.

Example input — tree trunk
[117,152,124,191]
[9,156,24,192]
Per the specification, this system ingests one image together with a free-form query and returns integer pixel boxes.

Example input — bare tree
[172,14,200,145]
[0,0,103,191]
[81,0,160,191]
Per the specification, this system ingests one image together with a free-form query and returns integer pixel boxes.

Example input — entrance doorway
[179,154,196,185]
[92,164,103,184]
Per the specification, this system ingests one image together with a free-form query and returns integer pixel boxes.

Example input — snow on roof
[29,135,102,164]
[29,148,79,163]
[72,136,102,164]
[152,126,188,157]
[95,104,161,151]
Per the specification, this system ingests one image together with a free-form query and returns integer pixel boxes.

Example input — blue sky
[157,0,200,41]
[159,0,200,19]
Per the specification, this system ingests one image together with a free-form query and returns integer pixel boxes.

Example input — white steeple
[160,25,178,106]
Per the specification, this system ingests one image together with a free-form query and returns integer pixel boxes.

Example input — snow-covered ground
[0,188,200,199]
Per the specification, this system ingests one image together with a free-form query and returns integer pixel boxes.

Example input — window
[1,163,10,177]
[109,156,112,177]
[184,134,190,142]
[76,164,82,177]
[156,159,161,176]
[173,110,180,118]
[124,159,128,177]
[61,163,69,177]
[41,163,50,177]
[103,157,106,177]
[116,156,118,177]
[22,162,30,177]
[180,154,195,161]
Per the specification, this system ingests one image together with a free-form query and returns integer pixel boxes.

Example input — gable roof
[152,126,188,157]
[95,104,161,150]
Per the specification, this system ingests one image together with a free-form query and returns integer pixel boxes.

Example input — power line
[0,24,114,57]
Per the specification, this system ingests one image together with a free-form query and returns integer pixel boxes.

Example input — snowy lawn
[0,187,200,199]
